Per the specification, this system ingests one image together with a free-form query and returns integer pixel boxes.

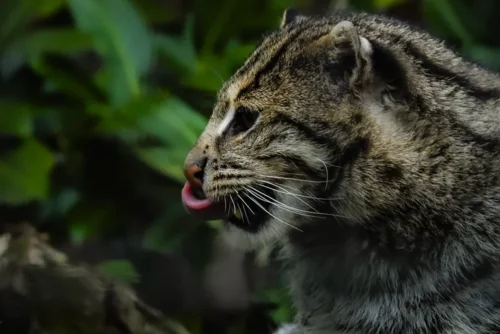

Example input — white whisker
[229,194,237,212]
[256,182,319,212]
[257,180,344,201]
[247,187,320,219]
[243,192,303,232]
[236,200,247,224]
[256,173,337,184]
[317,158,329,191]
[247,186,348,220]
[237,193,255,215]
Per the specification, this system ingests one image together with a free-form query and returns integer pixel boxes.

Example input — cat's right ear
[323,21,409,99]
[280,8,304,28]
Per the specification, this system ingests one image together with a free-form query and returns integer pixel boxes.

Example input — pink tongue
[181,182,226,220]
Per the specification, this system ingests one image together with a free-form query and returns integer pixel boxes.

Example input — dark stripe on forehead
[272,113,337,149]
[233,34,275,78]
[236,25,311,100]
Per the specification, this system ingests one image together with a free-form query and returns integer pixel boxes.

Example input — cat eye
[228,106,259,136]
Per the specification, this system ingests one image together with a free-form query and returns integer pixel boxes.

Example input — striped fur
[184,9,500,334]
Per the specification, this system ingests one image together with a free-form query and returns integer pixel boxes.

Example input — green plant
[2,0,500,332]
[0,0,300,329]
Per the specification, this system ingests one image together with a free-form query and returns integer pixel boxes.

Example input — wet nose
[183,158,206,193]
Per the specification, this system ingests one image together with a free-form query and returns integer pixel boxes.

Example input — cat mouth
[181,182,273,231]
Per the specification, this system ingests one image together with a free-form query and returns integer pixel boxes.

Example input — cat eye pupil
[229,107,259,136]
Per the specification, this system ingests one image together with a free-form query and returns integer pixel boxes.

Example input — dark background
[1,0,499,333]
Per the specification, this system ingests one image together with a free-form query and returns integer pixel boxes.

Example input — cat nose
[183,158,206,193]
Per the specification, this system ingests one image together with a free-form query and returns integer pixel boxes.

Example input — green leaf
[29,0,67,17]
[0,139,55,204]
[462,44,500,72]
[94,95,206,181]
[133,98,206,181]
[41,188,80,220]
[136,97,206,146]
[0,0,66,46]
[2,28,93,79]
[131,0,179,24]
[0,100,32,137]
[182,57,227,93]
[206,220,223,230]
[30,55,106,103]
[68,200,121,244]
[154,16,197,75]
[182,40,253,92]
[68,0,153,106]
[96,95,207,146]
[257,287,294,324]
[0,51,25,79]
[423,0,474,45]
[349,0,375,11]
[142,203,192,252]
[135,147,186,182]
[7,28,93,59]
[373,0,406,9]
[97,259,140,284]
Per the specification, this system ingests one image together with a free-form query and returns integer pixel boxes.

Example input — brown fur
[184,9,500,333]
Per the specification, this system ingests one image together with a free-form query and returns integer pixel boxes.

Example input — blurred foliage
[97,258,141,284]
[1,0,500,332]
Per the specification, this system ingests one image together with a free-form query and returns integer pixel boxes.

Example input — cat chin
[219,218,289,251]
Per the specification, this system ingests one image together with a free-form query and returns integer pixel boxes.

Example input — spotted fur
[184,8,500,334]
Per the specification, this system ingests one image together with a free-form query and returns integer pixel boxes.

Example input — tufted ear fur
[325,21,408,98]
[327,21,374,89]
[280,8,305,28]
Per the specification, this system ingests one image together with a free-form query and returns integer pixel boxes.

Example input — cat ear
[327,21,408,98]
[327,20,374,89]
[280,8,304,28]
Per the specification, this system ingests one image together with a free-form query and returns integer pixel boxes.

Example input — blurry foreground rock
[0,223,190,334]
